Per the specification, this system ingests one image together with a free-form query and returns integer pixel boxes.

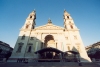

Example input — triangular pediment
[34,24,64,30]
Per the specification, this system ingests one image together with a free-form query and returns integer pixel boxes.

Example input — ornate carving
[35,25,64,30]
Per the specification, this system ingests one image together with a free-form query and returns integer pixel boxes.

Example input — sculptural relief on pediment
[35,25,64,30]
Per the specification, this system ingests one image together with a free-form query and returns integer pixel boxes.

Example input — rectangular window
[27,46,32,52]
[66,44,70,51]
[16,45,22,52]
[68,46,70,51]
[27,43,33,53]
[16,42,24,53]
[21,35,25,40]
[30,37,34,40]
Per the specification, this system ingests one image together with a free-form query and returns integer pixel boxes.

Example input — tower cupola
[21,10,36,30]
[47,18,52,24]
[63,9,78,30]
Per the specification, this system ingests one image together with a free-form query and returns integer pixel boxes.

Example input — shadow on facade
[8,36,90,63]
[64,46,91,62]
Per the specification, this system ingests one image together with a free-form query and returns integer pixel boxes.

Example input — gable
[34,24,64,30]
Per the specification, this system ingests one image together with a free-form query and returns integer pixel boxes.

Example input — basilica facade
[9,10,91,62]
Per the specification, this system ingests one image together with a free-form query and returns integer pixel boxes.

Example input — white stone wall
[10,10,91,62]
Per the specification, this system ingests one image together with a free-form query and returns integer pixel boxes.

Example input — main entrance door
[44,35,56,48]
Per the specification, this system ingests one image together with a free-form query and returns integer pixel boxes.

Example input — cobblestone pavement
[0,62,100,67]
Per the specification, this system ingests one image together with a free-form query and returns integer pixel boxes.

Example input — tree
[94,50,100,59]
[0,49,2,53]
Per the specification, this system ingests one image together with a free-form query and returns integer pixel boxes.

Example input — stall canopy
[35,47,63,54]
[65,51,79,54]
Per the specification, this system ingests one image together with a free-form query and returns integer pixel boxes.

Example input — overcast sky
[0,0,100,48]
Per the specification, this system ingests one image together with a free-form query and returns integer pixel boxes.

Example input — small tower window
[27,46,32,52]
[30,15,32,18]
[67,16,69,19]
[25,22,30,29]
[21,35,25,40]
[26,25,29,29]
[70,25,73,29]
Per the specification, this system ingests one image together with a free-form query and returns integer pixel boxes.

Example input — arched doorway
[44,35,56,48]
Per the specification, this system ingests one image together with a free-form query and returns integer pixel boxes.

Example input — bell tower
[63,9,91,62]
[10,10,36,59]
[63,10,78,30]
[22,10,36,29]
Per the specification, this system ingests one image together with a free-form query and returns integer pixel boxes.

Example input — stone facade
[9,10,91,62]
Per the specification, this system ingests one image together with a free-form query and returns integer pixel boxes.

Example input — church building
[9,10,91,62]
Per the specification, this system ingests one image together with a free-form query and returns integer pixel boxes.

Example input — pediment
[34,24,64,30]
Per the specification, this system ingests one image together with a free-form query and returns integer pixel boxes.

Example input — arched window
[30,15,32,18]
[67,16,69,19]
[21,35,25,40]
[16,42,24,52]
[27,46,31,52]
[68,46,70,51]
[70,25,73,29]
[26,24,29,29]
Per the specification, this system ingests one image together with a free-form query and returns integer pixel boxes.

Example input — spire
[32,9,36,13]
[64,9,66,12]
[47,18,52,24]
[64,9,70,16]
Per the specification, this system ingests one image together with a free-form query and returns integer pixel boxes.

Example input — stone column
[35,42,38,51]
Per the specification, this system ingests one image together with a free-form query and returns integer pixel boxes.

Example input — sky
[0,0,100,48]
